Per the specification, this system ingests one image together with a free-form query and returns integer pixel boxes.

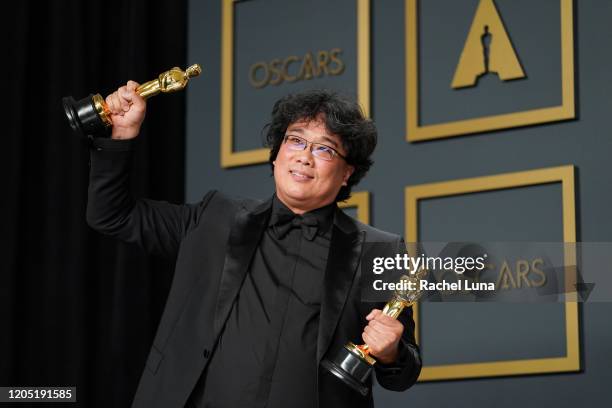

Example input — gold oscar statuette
[321,268,427,396]
[62,64,202,136]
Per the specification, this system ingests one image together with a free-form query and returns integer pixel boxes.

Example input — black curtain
[4,1,188,406]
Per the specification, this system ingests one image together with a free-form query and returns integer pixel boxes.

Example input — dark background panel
[187,0,612,407]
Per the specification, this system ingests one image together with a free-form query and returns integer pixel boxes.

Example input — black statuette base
[62,94,107,137]
[321,347,373,396]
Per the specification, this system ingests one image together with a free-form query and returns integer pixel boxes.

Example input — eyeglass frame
[282,134,348,161]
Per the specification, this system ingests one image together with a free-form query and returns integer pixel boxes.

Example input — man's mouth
[290,170,314,180]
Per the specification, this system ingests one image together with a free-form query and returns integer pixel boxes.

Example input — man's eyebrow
[320,136,339,147]
[286,128,304,134]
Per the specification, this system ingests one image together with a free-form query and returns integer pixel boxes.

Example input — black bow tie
[272,210,319,241]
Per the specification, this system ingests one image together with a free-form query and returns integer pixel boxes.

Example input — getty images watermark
[370,252,492,292]
[360,242,611,303]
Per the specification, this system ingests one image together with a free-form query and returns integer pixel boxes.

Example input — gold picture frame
[221,0,371,167]
[406,0,575,141]
[339,191,370,224]
[405,165,579,381]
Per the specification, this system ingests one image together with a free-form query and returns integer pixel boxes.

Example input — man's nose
[295,145,314,165]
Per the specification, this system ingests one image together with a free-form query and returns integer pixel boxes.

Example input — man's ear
[342,165,355,186]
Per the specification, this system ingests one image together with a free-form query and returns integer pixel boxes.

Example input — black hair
[264,89,377,202]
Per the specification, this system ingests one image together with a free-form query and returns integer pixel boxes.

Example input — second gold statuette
[321,268,427,396]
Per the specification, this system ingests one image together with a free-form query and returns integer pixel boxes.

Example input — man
[87,81,421,407]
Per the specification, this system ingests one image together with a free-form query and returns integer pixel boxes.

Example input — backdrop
[186,0,612,407]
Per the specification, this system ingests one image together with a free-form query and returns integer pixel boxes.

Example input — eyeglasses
[283,134,347,161]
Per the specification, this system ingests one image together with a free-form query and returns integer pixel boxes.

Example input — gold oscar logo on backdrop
[451,0,525,88]
[249,48,345,89]
[406,0,574,142]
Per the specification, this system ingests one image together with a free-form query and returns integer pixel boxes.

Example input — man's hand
[105,80,147,139]
[362,309,404,364]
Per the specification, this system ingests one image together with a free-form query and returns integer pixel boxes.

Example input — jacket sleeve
[373,236,422,391]
[86,137,215,259]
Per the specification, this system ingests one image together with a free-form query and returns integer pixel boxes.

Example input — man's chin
[284,194,311,206]
[276,192,312,211]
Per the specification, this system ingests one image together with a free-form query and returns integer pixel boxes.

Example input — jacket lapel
[213,197,273,338]
[317,208,365,362]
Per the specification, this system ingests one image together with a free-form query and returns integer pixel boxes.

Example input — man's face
[273,117,354,214]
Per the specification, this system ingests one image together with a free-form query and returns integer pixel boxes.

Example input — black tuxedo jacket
[86,141,421,408]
